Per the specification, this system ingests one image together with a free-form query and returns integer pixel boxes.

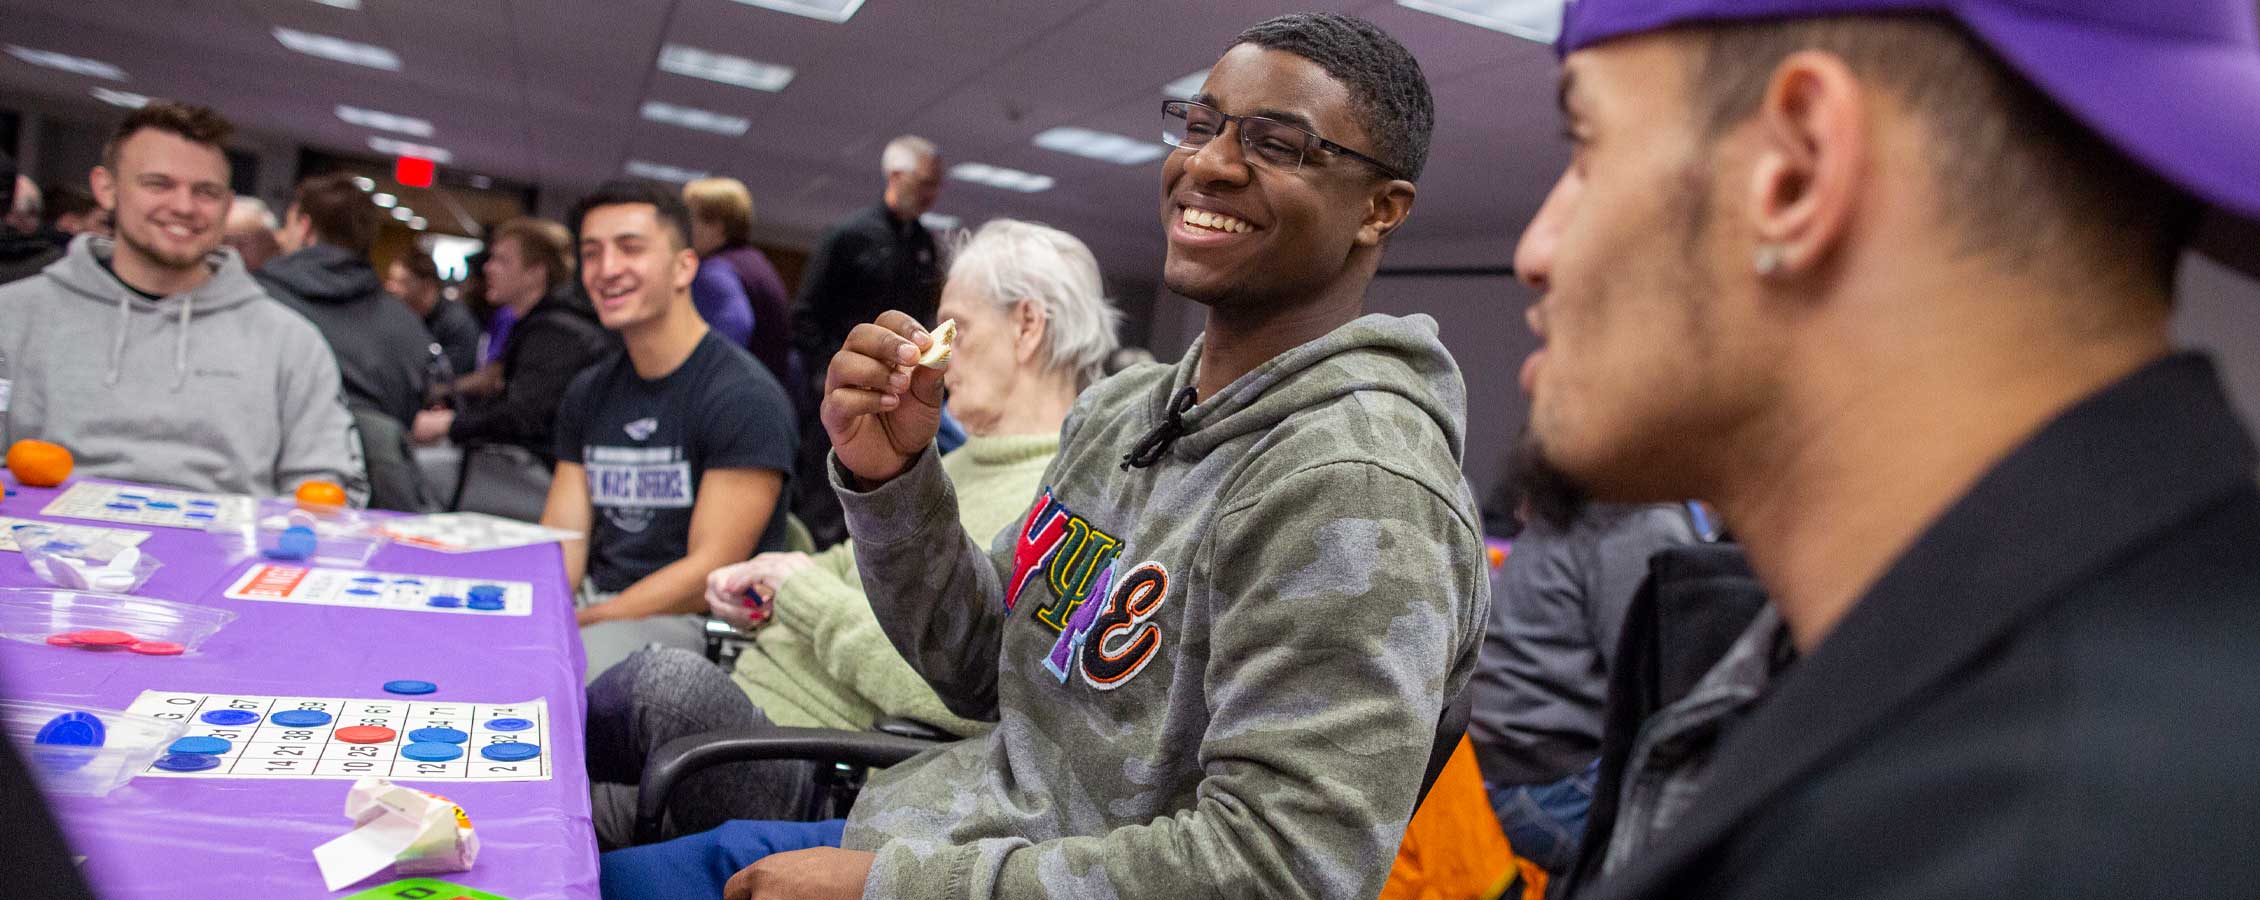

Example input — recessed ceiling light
[657,44,794,92]
[6,45,127,81]
[1393,0,1564,43]
[90,86,151,108]
[919,213,960,232]
[1033,127,1165,166]
[351,175,375,192]
[371,192,397,208]
[408,216,428,231]
[309,0,362,8]
[726,0,867,24]
[391,206,414,222]
[948,162,1054,194]
[640,101,750,136]
[624,159,709,183]
[1161,69,1207,99]
[368,136,453,164]
[336,104,433,137]
[273,27,402,71]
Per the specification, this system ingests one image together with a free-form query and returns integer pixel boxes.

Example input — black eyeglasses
[1161,99,1405,181]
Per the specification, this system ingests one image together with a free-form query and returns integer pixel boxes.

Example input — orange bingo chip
[6,440,74,488]
[335,725,397,744]
[294,480,348,509]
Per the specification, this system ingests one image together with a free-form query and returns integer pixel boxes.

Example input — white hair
[949,219,1122,389]
[881,135,938,176]
[230,194,277,229]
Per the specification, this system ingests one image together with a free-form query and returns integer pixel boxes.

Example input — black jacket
[423,297,483,382]
[449,284,612,461]
[256,244,433,427]
[0,229,62,287]
[789,201,940,375]
[1576,354,2260,900]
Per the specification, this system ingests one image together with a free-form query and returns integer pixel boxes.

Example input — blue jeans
[599,818,845,900]
[1491,759,1598,874]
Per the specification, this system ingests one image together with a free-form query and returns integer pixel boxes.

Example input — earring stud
[1754,244,1786,276]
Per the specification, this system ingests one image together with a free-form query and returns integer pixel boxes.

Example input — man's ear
[1743,50,1867,278]
[90,166,117,213]
[1356,180,1417,247]
[674,246,700,291]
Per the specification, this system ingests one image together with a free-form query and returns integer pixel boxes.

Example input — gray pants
[575,582,709,685]
[585,647,817,850]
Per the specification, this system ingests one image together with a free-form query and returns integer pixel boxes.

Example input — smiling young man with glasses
[599,12,1488,900]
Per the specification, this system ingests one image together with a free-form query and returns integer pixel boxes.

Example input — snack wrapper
[313,777,481,890]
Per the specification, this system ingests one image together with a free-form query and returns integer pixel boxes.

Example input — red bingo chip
[66,630,138,646]
[127,641,185,656]
[335,726,397,744]
[45,634,79,647]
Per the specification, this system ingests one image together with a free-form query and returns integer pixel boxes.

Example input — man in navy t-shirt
[542,180,797,683]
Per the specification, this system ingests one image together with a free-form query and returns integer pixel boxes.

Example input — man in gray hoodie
[601,14,1487,900]
[0,102,365,501]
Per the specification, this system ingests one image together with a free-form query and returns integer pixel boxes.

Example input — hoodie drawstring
[1121,385,1199,471]
[174,295,192,389]
[104,292,130,387]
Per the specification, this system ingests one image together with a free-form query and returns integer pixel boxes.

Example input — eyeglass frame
[1161,99,1407,182]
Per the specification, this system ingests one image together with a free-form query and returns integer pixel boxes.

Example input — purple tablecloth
[0,478,599,899]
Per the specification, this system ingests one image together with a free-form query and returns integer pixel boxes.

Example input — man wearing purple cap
[1514,1,2260,897]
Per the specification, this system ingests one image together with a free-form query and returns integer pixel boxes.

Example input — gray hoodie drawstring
[174,295,192,389]
[104,291,130,387]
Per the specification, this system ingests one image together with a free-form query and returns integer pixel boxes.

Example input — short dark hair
[1683,14,2199,298]
[396,248,439,282]
[102,101,233,170]
[1233,13,1434,182]
[292,172,379,254]
[45,184,98,223]
[569,179,694,251]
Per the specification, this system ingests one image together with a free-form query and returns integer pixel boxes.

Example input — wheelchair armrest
[872,716,960,742]
[635,725,943,845]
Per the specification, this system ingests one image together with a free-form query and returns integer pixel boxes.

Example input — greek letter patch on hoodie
[1009,487,1170,688]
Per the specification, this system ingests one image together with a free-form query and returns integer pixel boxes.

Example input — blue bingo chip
[154,752,221,772]
[168,736,231,755]
[187,499,218,507]
[145,500,180,510]
[185,511,216,520]
[346,588,382,597]
[271,709,333,727]
[384,680,438,695]
[466,597,505,611]
[117,493,150,501]
[484,717,532,732]
[104,502,138,511]
[402,742,464,762]
[34,712,104,747]
[426,595,462,608]
[352,576,385,584]
[409,727,468,744]
[467,585,505,600]
[199,710,261,726]
[480,742,541,762]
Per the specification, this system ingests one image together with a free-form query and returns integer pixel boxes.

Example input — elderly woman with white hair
[583,218,1122,848]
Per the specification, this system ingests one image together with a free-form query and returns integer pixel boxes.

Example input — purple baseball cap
[1559,0,2260,221]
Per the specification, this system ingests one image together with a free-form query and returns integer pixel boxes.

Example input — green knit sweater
[731,432,1060,733]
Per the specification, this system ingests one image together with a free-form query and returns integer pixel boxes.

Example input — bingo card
[126,691,552,781]
[41,483,253,529]
[223,564,534,617]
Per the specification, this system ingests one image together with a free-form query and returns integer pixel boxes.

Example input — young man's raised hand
[820,310,946,486]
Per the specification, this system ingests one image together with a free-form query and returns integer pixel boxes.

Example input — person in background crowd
[581,217,1118,848]
[415,217,610,462]
[259,172,433,431]
[787,134,945,548]
[386,248,481,382]
[1520,1,2260,897]
[221,194,283,273]
[5,172,41,234]
[44,184,108,238]
[0,154,63,284]
[1466,434,1699,873]
[683,177,792,386]
[0,102,366,501]
[538,180,796,681]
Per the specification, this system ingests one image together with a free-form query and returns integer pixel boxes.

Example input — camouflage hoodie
[831,313,1490,900]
